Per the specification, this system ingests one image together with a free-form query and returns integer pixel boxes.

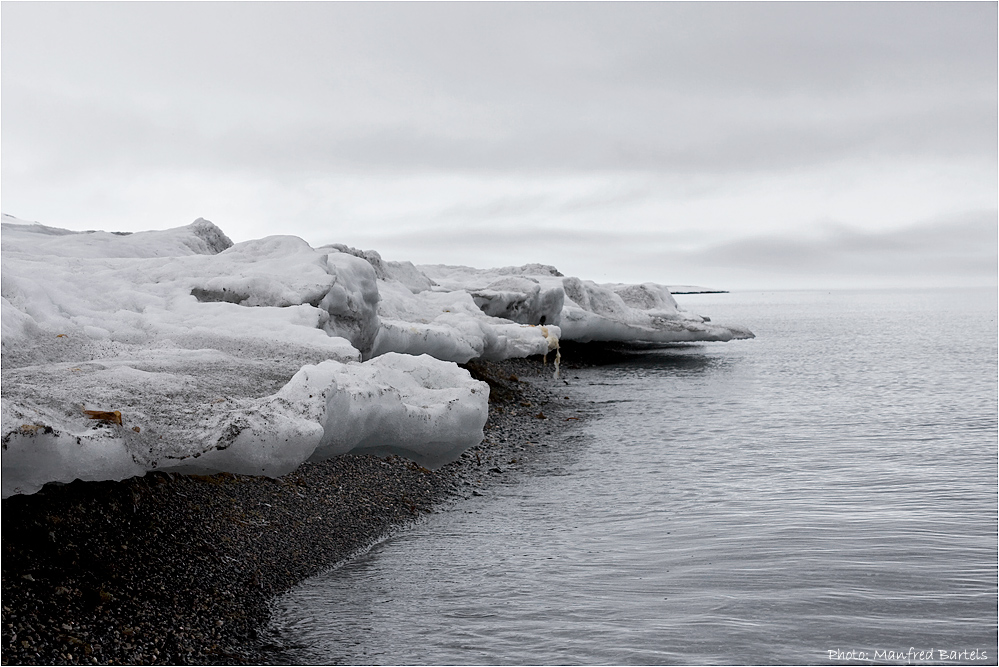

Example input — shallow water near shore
[266,288,998,665]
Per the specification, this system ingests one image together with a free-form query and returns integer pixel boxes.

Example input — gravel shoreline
[1,353,592,665]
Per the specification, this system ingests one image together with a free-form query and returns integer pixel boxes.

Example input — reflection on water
[562,340,728,375]
[266,289,998,666]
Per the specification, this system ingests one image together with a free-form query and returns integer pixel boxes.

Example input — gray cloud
[2,2,995,289]
[3,2,995,177]
[331,210,997,291]
[675,211,999,287]
[702,213,994,268]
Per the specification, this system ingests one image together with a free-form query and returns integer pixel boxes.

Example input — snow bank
[421,264,754,344]
[1,350,487,497]
[370,279,557,363]
[1,218,485,497]
[1,216,751,497]
[1,219,377,359]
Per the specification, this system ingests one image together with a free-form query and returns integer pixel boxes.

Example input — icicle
[540,325,561,379]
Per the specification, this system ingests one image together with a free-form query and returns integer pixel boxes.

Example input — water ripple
[268,289,997,665]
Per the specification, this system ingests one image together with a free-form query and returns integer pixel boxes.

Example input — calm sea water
[266,288,998,665]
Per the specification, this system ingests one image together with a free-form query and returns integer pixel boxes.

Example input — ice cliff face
[1,216,752,497]
[422,265,754,344]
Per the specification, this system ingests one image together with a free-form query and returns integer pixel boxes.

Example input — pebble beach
[1,353,592,665]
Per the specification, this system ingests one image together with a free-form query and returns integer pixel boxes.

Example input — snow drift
[1,216,752,497]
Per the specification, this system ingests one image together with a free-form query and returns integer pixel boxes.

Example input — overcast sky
[2,2,996,289]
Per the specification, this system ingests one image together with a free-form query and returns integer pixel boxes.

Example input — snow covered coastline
[1,216,753,497]
[0,356,582,665]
